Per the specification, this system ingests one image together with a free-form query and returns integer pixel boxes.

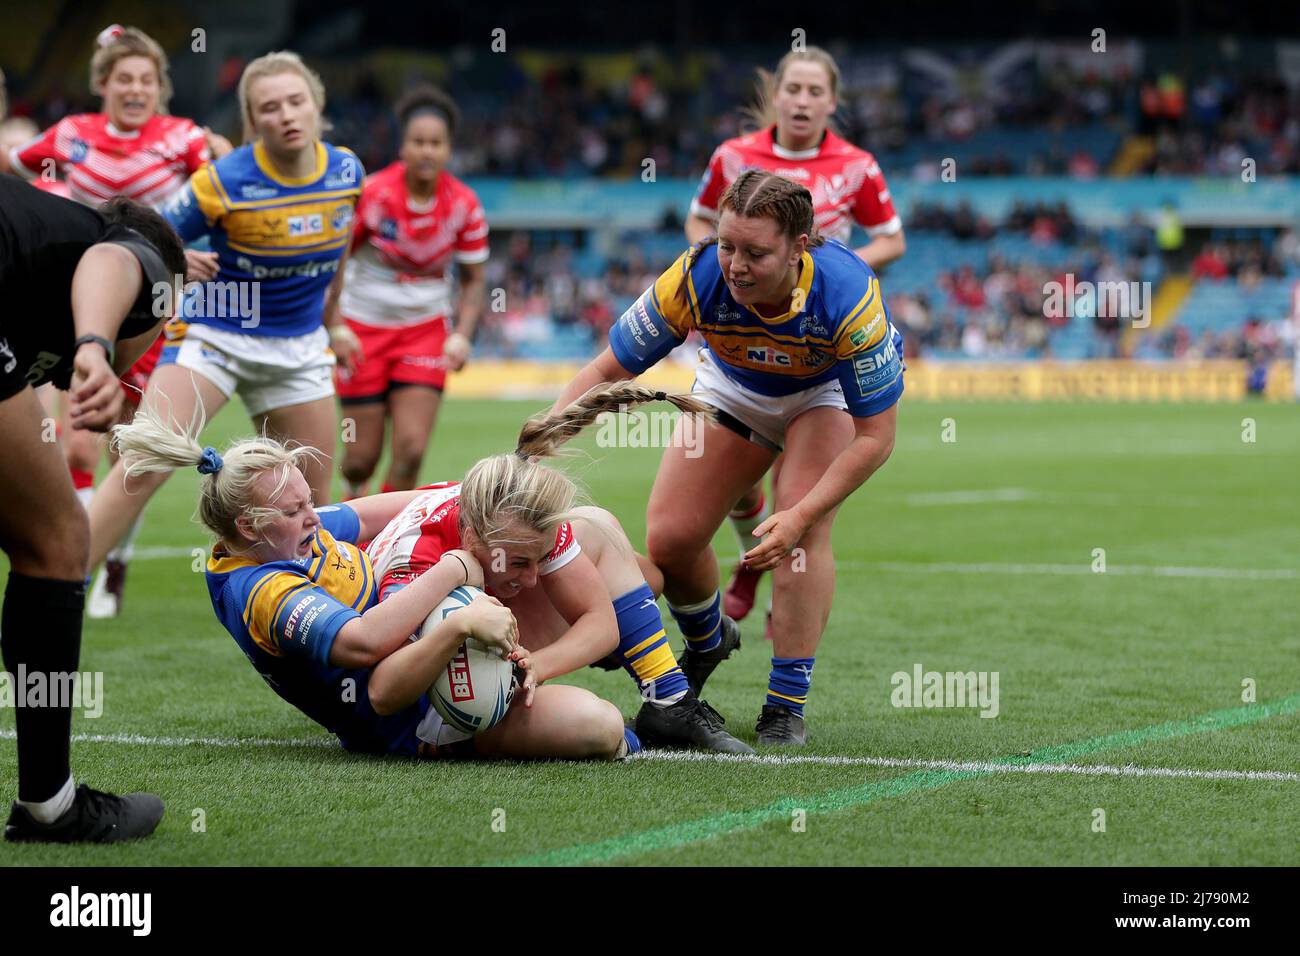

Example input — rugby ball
[419,586,516,735]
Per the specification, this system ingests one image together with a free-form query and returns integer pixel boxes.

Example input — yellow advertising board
[443,360,1294,402]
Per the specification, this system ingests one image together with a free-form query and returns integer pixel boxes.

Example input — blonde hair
[111,396,319,550]
[90,25,172,113]
[237,50,327,144]
[457,382,715,550]
[744,46,841,133]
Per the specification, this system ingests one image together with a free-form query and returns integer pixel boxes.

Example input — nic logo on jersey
[288,214,324,237]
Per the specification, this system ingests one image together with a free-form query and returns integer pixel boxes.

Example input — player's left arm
[67,243,151,429]
[849,160,907,270]
[745,296,903,570]
[744,404,897,572]
[322,238,360,371]
[322,152,365,368]
[534,554,619,683]
[854,229,907,271]
[445,260,486,371]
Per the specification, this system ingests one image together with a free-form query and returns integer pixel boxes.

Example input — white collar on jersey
[770,131,823,161]
[105,121,143,139]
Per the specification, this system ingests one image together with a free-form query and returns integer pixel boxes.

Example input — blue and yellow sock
[622,727,642,756]
[767,657,814,717]
[668,590,723,654]
[614,585,689,706]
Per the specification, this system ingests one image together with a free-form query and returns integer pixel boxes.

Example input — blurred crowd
[299,50,1300,181]
[908,200,1082,244]
[1138,73,1300,175]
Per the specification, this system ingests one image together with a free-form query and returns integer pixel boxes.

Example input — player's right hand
[461,595,519,658]
[69,343,124,431]
[184,249,220,282]
[328,323,363,375]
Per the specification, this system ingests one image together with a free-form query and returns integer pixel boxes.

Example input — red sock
[381,482,397,494]
[69,468,95,491]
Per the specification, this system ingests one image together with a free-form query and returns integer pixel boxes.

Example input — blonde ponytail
[111,396,319,548]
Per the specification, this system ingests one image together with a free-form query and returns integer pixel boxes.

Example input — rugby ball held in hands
[420,585,516,735]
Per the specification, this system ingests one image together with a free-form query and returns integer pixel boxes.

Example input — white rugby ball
[419,585,516,735]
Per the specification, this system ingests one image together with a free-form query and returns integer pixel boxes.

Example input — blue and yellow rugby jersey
[204,503,430,755]
[609,238,904,417]
[163,140,363,337]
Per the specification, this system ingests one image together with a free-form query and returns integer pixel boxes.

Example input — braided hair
[457,383,714,549]
[677,169,824,309]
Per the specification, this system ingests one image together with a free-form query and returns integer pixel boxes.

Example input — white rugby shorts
[160,321,336,416]
[690,348,848,451]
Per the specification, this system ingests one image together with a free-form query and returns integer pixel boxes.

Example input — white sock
[729,492,769,556]
[106,511,145,564]
[17,774,75,824]
[75,486,94,511]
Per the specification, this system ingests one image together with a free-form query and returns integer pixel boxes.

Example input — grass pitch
[2,398,1297,866]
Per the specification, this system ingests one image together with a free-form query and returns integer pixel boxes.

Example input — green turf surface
[2,398,1297,865]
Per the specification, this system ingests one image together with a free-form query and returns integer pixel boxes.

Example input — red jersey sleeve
[182,122,211,174]
[349,179,375,252]
[454,190,489,264]
[9,118,71,180]
[851,156,902,236]
[539,521,581,575]
[688,146,728,221]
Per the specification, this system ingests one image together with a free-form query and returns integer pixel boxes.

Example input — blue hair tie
[197,446,224,475]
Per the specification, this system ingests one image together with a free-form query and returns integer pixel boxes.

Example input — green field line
[498,693,1300,867]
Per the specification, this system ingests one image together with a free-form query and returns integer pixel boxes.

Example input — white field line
[843,561,1300,580]
[633,750,1300,782]
[130,546,202,560]
[0,729,1291,782]
[905,488,1034,505]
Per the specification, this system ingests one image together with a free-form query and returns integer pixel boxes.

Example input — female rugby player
[366,382,751,753]
[336,86,488,498]
[685,47,906,628]
[556,171,904,746]
[8,24,233,617]
[108,383,748,757]
[0,177,184,842]
[85,51,362,578]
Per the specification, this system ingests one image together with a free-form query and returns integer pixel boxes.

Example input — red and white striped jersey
[365,482,580,598]
[690,126,901,245]
[8,113,209,208]
[339,162,489,327]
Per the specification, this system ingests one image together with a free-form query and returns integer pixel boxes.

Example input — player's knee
[64,442,100,473]
[340,450,379,484]
[389,436,425,481]
[734,483,763,512]
[587,698,626,759]
[645,523,698,571]
[10,506,89,579]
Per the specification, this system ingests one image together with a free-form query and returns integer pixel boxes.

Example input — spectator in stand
[1192,243,1229,280]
